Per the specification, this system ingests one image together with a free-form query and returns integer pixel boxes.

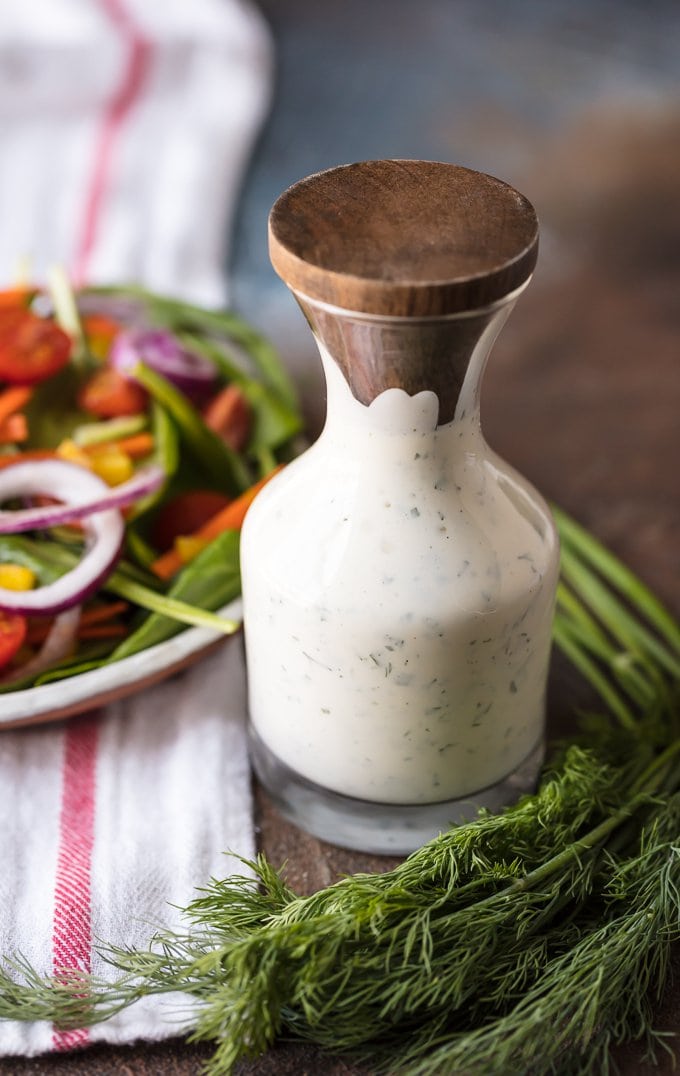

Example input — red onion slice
[0,516,123,615]
[0,606,81,684]
[0,461,164,534]
[110,328,217,403]
[0,461,126,615]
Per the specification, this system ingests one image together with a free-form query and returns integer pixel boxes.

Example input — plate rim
[0,598,243,729]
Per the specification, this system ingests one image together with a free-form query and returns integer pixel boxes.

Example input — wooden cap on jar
[268,160,538,318]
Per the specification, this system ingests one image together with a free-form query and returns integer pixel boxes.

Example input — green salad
[0,280,302,691]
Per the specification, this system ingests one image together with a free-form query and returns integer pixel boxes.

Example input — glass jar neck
[298,292,521,429]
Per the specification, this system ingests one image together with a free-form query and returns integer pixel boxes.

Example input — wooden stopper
[268,160,539,421]
[269,160,538,317]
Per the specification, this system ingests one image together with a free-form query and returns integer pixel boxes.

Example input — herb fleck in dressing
[242,352,559,805]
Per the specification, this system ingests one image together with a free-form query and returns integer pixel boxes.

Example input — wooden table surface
[2,0,679,1072]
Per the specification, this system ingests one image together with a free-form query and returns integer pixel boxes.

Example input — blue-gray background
[231,0,680,366]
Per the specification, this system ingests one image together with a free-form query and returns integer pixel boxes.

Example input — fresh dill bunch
[176,785,667,1068]
[377,796,680,1076]
[70,741,670,1071]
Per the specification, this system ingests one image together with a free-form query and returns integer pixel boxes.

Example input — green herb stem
[559,544,680,680]
[552,617,638,729]
[106,573,239,636]
[47,266,90,367]
[553,504,680,654]
[555,590,658,708]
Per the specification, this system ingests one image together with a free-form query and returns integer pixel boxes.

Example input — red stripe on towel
[51,714,100,1052]
[52,2,149,1049]
[72,0,152,285]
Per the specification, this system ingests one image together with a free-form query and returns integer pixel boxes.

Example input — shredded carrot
[190,467,283,542]
[151,466,283,581]
[26,602,130,646]
[77,624,128,641]
[0,450,55,470]
[80,601,129,626]
[114,432,154,457]
[0,386,33,425]
[26,623,129,646]
[0,413,28,443]
[85,432,154,459]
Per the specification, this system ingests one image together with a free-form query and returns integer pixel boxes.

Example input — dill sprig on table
[0,508,678,1076]
[372,799,680,1076]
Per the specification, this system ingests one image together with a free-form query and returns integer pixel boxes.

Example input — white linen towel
[0,0,272,1053]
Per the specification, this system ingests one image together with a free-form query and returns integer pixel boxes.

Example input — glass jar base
[249,729,546,855]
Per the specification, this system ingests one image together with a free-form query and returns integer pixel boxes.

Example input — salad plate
[0,598,242,729]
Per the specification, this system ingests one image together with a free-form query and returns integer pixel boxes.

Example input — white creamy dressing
[241,349,559,805]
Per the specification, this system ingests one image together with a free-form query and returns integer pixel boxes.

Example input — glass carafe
[241,161,559,854]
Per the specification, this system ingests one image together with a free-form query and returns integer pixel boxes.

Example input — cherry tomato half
[0,610,28,671]
[0,287,36,310]
[0,307,33,336]
[202,384,252,452]
[77,366,148,418]
[0,312,72,385]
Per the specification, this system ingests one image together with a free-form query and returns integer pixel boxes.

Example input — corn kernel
[174,535,210,566]
[0,563,36,591]
[89,449,134,486]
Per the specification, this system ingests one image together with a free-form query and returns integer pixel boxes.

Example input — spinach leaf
[127,400,179,520]
[0,536,67,584]
[243,379,303,453]
[110,529,241,661]
[24,366,89,449]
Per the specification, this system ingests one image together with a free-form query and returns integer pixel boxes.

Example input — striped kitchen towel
[0,0,272,1053]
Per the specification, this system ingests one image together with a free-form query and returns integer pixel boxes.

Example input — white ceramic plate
[0,598,243,729]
